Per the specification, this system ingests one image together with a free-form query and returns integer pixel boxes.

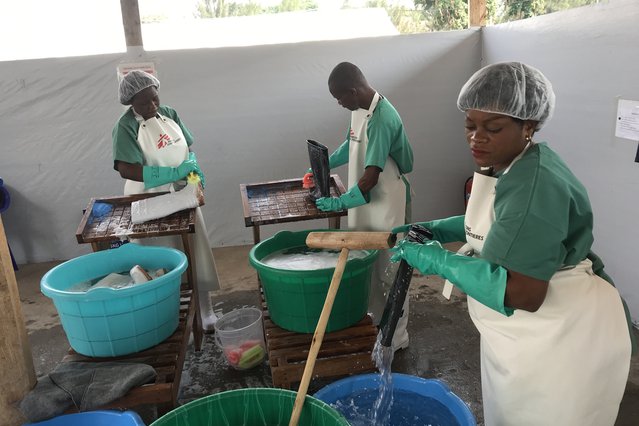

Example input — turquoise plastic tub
[40,243,187,357]
[249,230,378,333]
[25,410,145,425]
[314,373,476,426]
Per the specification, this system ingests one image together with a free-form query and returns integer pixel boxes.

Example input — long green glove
[315,184,368,212]
[391,239,513,316]
[328,140,349,169]
[143,153,203,189]
[392,215,466,243]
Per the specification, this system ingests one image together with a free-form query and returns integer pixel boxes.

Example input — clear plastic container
[214,307,266,370]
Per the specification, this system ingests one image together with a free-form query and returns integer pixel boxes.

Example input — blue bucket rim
[313,373,476,426]
[40,243,187,300]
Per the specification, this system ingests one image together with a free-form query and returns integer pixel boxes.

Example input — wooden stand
[240,175,347,244]
[66,193,205,413]
[61,286,195,413]
[262,305,378,390]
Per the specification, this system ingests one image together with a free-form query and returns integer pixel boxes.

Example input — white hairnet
[457,62,555,129]
[119,70,160,105]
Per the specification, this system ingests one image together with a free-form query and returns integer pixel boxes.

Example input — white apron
[347,93,408,330]
[123,112,220,293]
[464,146,630,426]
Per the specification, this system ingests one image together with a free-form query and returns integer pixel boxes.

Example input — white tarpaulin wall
[0,30,480,263]
[1,0,638,322]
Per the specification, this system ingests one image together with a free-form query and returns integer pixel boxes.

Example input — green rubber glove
[328,141,349,169]
[390,239,513,316]
[315,184,368,212]
[143,153,203,190]
[391,215,466,243]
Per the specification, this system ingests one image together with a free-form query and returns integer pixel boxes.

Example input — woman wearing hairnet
[392,62,634,425]
[112,70,220,332]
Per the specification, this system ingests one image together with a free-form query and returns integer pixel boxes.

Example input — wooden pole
[289,247,350,426]
[120,0,144,48]
[469,0,487,27]
[0,216,36,426]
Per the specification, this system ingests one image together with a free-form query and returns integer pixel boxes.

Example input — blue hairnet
[119,70,160,105]
[457,62,555,130]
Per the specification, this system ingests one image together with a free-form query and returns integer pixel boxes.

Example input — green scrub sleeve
[329,140,349,169]
[365,100,413,174]
[112,111,144,170]
[481,157,572,281]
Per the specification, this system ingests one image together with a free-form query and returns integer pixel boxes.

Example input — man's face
[329,84,359,111]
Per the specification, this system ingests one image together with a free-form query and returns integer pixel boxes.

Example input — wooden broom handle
[306,231,396,250]
[289,247,350,426]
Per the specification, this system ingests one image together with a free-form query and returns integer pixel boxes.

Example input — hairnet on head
[119,70,160,105]
[457,62,555,129]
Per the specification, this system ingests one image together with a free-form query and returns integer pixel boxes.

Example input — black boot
[306,139,331,200]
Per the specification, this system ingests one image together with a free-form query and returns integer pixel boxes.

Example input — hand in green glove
[391,215,466,244]
[187,152,206,188]
[143,154,204,190]
[315,184,369,212]
[390,239,512,316]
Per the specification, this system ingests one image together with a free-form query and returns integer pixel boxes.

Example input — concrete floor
[17,244,639,425]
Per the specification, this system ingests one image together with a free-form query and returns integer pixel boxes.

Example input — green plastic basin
[151,388,349,426]
[249,230,377,333]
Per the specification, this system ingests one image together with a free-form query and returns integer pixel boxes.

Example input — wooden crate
[263,310,378,390]
[61,287,195,413]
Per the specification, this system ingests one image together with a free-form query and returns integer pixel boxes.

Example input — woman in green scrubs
[392,62,633,426]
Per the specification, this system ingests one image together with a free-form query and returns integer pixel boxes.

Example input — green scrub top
[364,98,413,175]
[112,105,194,170]
[481,143,594,281]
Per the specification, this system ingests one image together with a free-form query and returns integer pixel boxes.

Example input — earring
[525,135,532,142]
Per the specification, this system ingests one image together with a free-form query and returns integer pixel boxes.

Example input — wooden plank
[0,216,36,426]
[263,311,378,389]
[120,0,143,48]
[469,0,487,27]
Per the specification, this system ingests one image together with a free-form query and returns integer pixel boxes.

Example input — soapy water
[261,247,370,271]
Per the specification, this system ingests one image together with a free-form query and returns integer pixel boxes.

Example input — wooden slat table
[69,192,203,413]
[240,175,348,244]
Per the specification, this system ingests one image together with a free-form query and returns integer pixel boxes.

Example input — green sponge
[238,343,265,369]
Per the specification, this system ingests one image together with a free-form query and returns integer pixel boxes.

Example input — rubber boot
[306,139,330,200]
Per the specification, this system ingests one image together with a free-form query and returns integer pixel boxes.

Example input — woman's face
[131,86,160,120]
[464,110,535,172]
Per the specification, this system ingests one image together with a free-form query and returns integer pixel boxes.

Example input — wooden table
[71,192,203,412]
[240,175,348,244]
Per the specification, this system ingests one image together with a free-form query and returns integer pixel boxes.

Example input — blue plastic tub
[314,373,476,426]
[41,243,187,357]
[25,410,145,425]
